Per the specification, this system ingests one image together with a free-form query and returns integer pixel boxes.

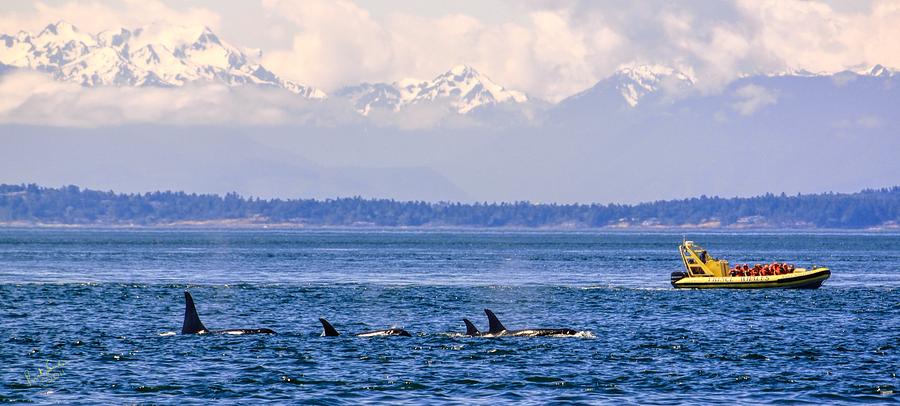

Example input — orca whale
[464,309,577,337]
[181,292,275,335]
[463,318,483,336]
[319,318,412,337]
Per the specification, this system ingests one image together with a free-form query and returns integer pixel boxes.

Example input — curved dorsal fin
[484,309,506,334]
[182,291,208,334]
[319,318,341,336]
[463,318,480,336]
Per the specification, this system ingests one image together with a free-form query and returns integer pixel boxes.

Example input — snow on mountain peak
[127,22,206,50]
[0,22,323,98]
[855,64,895,77]
[609,64,695,107]
[616,63,693,82]
[768,66,826,77]
[423,64,527,112]
[769,64,897,78]
[34,21,96,49]
[40,21,83,38]
[448,64,473,76]
[31,21,86,43]
[336,65,528,115]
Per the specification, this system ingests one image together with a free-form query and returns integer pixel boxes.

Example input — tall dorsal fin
[463,318,480,336]
[484,309,506,334]
[182,291,208,334]
[319,318,341,337]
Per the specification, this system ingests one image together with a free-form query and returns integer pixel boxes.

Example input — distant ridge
[1,184,899,229]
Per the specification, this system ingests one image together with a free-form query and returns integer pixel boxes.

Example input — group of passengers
[730,262,796,277]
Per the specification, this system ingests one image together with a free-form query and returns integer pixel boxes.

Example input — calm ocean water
[0,229,898,404]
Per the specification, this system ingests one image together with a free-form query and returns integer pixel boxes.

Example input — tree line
[1,184,898,228]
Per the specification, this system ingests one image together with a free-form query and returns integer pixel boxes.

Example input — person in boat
[742,264,750,276]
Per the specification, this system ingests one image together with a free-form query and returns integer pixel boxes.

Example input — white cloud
[739,0,900,72]
[835,114,884,130]
[259,0,900,101]
[0,1,221,35]
[732,84,777,115]
[0,70,478,128]
[2,1,899,103]
[259,0,627,102]
[260,0,395,91]
[0,71,351,127]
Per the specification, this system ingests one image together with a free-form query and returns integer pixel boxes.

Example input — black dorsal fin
[319,318,341,337]
[463,318,480,336]
[182,291,208,334]
[484,309,506,334]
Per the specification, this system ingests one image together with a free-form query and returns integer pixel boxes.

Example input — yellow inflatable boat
[671,241,831,289]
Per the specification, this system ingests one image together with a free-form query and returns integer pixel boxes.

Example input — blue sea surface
[0,229,898,404]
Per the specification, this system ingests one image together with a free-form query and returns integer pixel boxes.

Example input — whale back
[484,309,507,334]
[182,291,208,334]
[319,318,341,336]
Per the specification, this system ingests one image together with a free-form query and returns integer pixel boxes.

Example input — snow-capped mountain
[0,21,324,98]
[852,64,896,77]
[766,64,899,79]
[3,21,898,124]
[768,67,824,78]
[610,64,695,106]
[558,63,897,113]
[552,64,696,119]
[335,65,528,115]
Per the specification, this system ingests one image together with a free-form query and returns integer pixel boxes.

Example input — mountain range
[1,21,898,121]
[0,21,324,98]
[334,64,528,114]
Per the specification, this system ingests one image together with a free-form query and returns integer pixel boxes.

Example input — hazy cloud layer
[0,71,490,128]
[732,84,778,116]
[0,71,355,127]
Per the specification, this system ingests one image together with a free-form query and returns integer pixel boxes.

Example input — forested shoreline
[1,184,898,229]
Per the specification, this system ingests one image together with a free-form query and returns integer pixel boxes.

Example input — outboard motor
[671,271,688,286]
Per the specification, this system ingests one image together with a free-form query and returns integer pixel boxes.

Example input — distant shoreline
[2,221,898,233]
[3,184,899,231]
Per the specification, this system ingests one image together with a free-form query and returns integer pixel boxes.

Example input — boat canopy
[679,240,730,277]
